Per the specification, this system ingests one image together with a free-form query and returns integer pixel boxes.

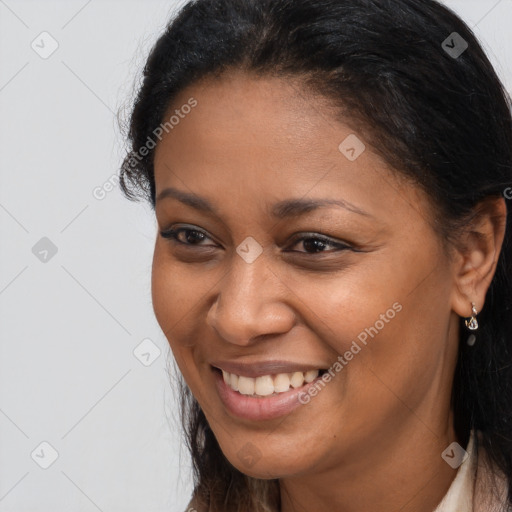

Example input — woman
[119,0,512,510]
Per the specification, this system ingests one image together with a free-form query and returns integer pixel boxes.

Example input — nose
[205,250,296,345]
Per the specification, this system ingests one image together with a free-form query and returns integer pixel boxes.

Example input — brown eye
[288,234,352,254]
[160,227,216,247]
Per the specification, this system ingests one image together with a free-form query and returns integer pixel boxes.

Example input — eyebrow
[156,186,371,219]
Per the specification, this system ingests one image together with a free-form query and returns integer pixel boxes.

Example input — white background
[0,1,511,511]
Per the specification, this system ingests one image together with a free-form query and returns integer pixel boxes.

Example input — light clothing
[434,430,510,512]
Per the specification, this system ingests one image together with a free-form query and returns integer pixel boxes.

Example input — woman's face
[152,70,461,478]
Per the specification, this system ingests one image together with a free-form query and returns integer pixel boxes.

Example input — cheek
[290,253,453,409]
[151,247,210,396]
[150,244,204,348]
[335,276,454,420]
[277,264,401,351]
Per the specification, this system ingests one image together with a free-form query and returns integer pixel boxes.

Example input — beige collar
[433,430,509,512]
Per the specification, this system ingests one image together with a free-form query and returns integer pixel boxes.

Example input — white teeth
[273,373,291,393]
[254,375,274,396]
[237,375,255,395]
[290,371,305,388]
[304,370,318,383]
[220,369,320,397]
[230,373,239,392]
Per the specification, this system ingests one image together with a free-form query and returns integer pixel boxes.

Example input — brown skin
[151,70,507,512]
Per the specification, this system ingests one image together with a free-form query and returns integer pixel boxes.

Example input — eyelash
[159,227,352,254]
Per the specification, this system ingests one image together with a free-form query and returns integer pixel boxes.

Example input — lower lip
[213,368,325,421]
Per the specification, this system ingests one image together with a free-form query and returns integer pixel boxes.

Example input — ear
[451,197,508,318]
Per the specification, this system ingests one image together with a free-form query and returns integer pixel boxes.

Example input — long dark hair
[119,1,512,510]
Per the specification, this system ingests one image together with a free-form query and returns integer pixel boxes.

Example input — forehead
[153,70,425,224]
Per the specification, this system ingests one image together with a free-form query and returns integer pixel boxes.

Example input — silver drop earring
[465,302,479,331]
[465,302,478,346]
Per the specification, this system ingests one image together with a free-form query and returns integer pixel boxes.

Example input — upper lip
[211,360,327,378]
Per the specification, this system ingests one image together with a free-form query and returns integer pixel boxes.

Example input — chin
[220,443,315,479]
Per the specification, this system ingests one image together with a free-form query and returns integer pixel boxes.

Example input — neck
[279,417,464,512]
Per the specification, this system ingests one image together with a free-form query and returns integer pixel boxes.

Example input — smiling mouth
[212,366,329,398]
